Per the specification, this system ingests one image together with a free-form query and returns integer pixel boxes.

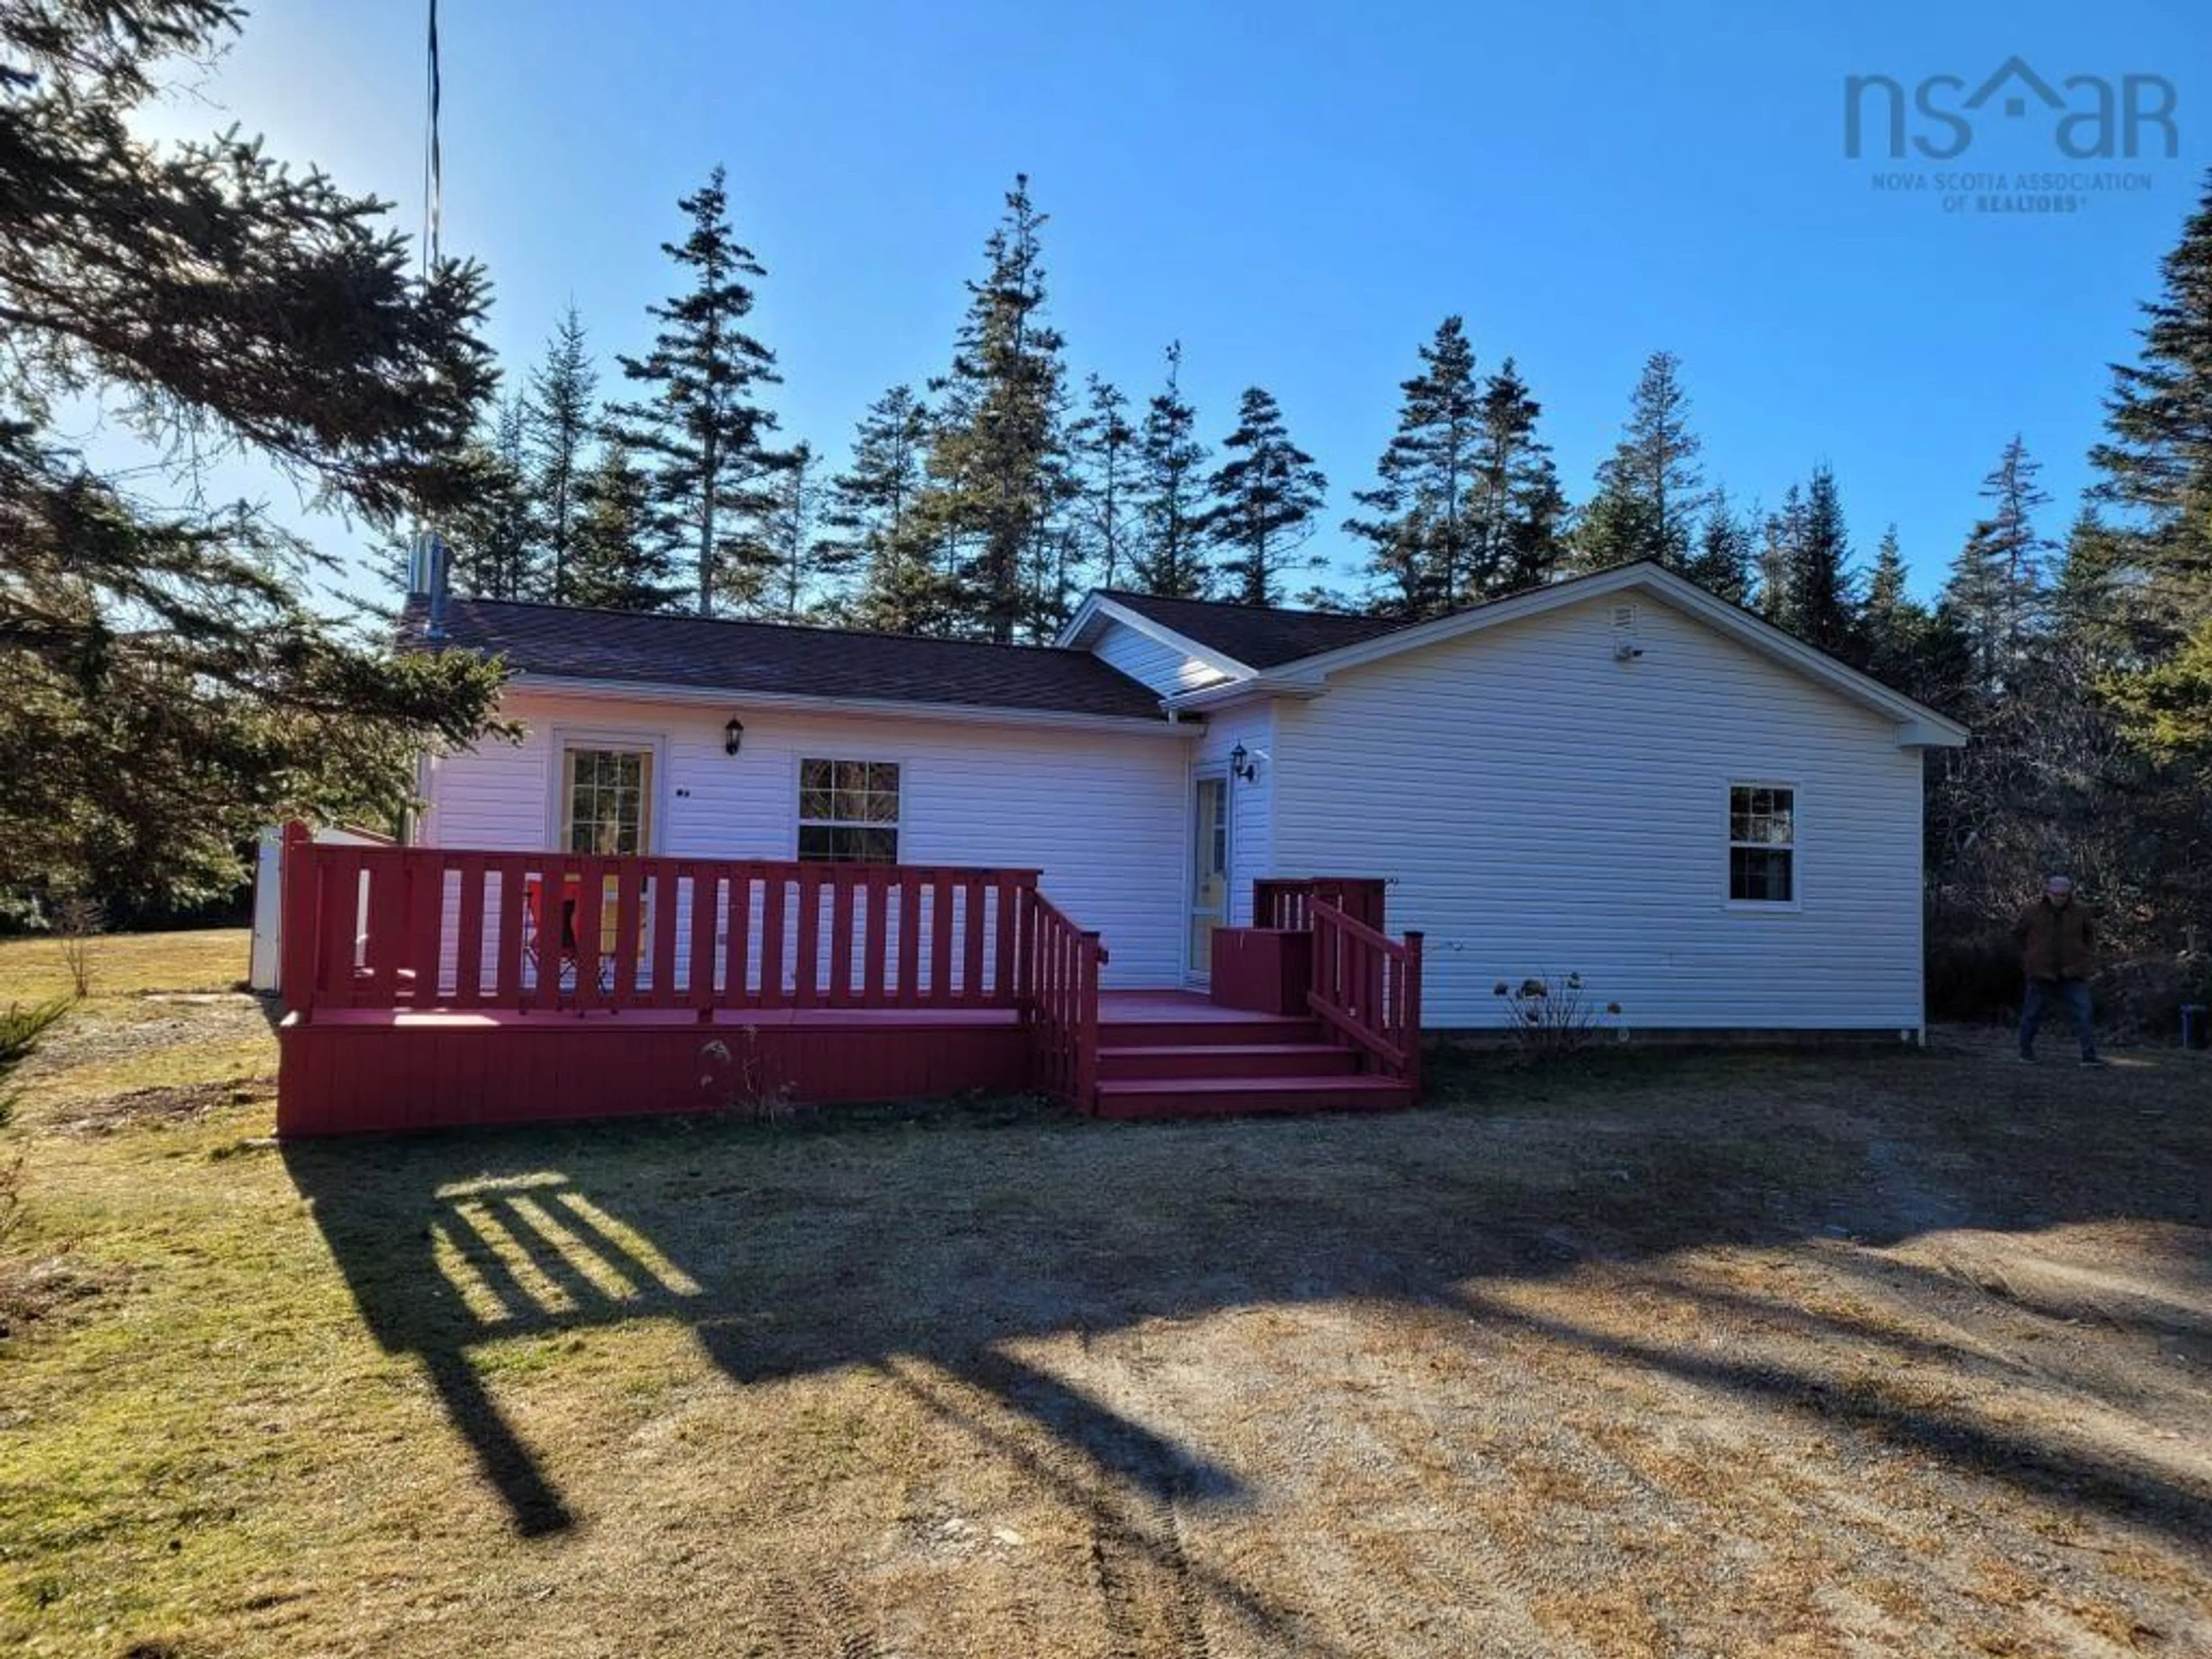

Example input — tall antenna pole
[422,0,442,279]
[408,0,449,639]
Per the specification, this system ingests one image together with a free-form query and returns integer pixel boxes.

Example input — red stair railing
[1021,887,1107,1111]
[1304,898,1424,1099]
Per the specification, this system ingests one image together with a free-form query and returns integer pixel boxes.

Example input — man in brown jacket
[2012,874,2104,1065]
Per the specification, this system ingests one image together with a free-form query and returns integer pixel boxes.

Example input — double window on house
[798,758,902,863]
[1728,783,1796,904]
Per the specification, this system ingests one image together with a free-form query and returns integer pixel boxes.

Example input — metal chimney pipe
[407,528,450,642]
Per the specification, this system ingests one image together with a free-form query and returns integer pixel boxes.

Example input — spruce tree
[922,175,1068,641]
[1577,350,1706,571]
[1861,525,1920,685]
[1785,464,1859,657]
[1944,435,2052,691]
[1346,316,1484,617]
[2089,170,2212,756]
[765,441,825,620]
[1468,357,1565,598]
[525,304,598,604]
[608,166,786,617]
[827,386,945,632]
[2089,169,2212,639]
[467,392,536,599]
[1755,488,1800,623]
[1198,387,1327,607]
[0,0,505,906]
[1684,490,1753,604]
[1129,342,1211,599]
[567,442,680,612]
[1068,373,1137,590]
[2051,506,2134,665]
[395,392,532,600]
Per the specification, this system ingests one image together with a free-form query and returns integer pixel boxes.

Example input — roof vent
[1609,603,1638,632]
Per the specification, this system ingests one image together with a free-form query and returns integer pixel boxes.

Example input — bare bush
[699,1029,798,1126]
[1491,972,1623,1056]
[51,894,104,999]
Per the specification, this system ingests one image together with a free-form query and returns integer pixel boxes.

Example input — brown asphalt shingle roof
[1097,590,1412,668]
[400,597,1176,722]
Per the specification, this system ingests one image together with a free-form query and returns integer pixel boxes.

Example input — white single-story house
[402,560,1967,1038]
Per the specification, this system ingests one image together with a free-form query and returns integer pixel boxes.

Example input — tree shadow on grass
[281,1043,2212,1581]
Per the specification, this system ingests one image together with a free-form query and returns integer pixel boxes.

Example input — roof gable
[1062,590,1412,671]
[1159,563,1969,747]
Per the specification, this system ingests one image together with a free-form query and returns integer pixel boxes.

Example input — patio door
[1187,772,1230,981]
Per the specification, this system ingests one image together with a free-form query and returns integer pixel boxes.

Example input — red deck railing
[1304,899,1423,1098]
[1251,876,1388,934]
[1022,889,1107,1109]
[278,827,1093,1034]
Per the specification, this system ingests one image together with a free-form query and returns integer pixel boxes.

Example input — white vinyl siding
[422,692,1194,987]
[1270,593,1926,1031]
[1089,617,1234,696]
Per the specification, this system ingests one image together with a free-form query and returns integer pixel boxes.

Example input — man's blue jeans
[2020,976,2097,1060]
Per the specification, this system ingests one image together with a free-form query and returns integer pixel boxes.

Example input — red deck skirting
[276,1007,1030,1137]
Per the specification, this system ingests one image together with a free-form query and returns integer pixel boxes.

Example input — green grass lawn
[2,930,2208,1658]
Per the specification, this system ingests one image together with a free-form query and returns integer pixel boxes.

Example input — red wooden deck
[272,835,1421,1135]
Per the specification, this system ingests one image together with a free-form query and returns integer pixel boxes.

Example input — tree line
[427,161,2212,983]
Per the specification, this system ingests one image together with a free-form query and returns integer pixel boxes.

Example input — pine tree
[1785,464,1858,657]
[1577,350,1706,571]
[1198,387,1327,607]
[1944,435,2052,691]
[1862,524,1918,680]
[2089,171,2212,759]
[465,392,536,599]
[1346,316,1485,617]
[922,175,1068,641]
[1129,342,1211,599]
[1684,489,1753,604]
[1755,488,1800,623]
[524,304,598,604]
[826,386,945,632]
[1068,373,1137,590]
[1864,524,1910,635]
[2051,506,2135,665]
[567,442,680,613]
[0,0,505,906]
[608,166,786,617]
[1468,357,1565,598]
[2089,169,2212,639]
[764,441,825,620]
[391,392,533,600]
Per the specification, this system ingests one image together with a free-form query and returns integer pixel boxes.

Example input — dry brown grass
[1,931,2208,1657]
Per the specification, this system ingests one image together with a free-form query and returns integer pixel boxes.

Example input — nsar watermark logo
[1844,56,2179,214]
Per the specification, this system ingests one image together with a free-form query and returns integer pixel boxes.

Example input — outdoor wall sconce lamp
[1230,742,1258,783]
[724,717,745,757]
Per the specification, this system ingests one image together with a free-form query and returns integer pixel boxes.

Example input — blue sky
[130,1,2201,605]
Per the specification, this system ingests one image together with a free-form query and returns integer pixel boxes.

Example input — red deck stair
[1090,993,1413,1119]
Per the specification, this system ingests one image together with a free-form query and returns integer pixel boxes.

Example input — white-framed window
[798,759,901,863]
[1727,783,1796,905]
[560,744,655,854]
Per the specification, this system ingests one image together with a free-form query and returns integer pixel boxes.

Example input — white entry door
[1187,772,1230,980]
